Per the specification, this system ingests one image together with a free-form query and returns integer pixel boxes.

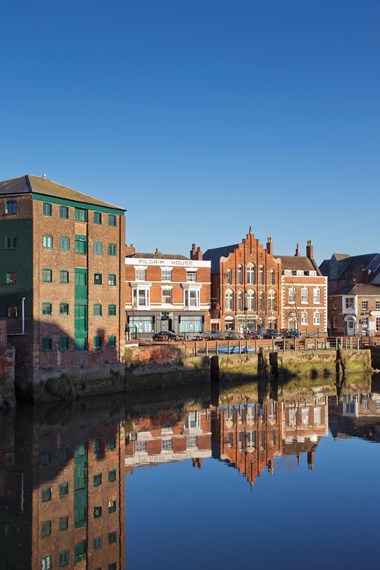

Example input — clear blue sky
[1,0,379,264]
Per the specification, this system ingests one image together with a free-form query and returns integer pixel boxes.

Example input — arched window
[225,269,232,284]
[270,269,275,285]
[237,265,243,285]
[225,289,234,311]
[247,263,255,284]
[268,290,277,311]
[259,291,265,311]
[246,290,255,311]
[238,291,243,311]
[259,265,265,284]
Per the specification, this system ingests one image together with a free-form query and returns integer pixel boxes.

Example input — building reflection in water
[1,386,380,568]
[0,401,126,570]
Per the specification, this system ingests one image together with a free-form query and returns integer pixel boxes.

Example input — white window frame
[246,289,255,311]
[161,268,172,282]
[184,288,200,309]
[161,287,173,305]
[313,287,321,304]
[135,267,147,281]
[246,264,255,284]
[186,270,197,282]
[132,286,150,307]
[288,287,296,304]
[301,287,308,304]
[225,289,234,311]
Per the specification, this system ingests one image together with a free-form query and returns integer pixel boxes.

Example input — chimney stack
[295,243,300,256]
[190,244,202,260]
[306,240,314,259]
[266,237,273,255]
[125,244,136,256]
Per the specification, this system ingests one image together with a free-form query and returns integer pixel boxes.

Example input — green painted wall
[0,219,33,318]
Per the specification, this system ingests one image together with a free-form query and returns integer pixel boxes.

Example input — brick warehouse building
[0,399,126,569]
[125,246,211,337]
[202,228,282,333]
[278,241,328,335]
[0,175,126,398]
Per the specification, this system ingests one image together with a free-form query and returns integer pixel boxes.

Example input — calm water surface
[1,377,379,570]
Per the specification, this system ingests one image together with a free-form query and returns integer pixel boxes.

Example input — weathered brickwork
[0,175,126,399]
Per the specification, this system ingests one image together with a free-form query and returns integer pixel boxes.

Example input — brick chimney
[295,243,300,256]
[266,237,273,255]
[125,244,136,256]
[190,243,202,260]
[306,240,314,259]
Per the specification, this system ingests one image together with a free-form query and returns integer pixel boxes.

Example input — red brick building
[125,408,211,470]
[0,175,126,398]
[203,229,282,333]
[278,241,328,335]
[0,400,126,570]
[215,401,282,487]
[125,246,211,338]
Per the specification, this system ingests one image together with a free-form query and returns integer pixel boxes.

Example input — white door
[346,319,355,336]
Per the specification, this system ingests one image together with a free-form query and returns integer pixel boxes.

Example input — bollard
[206,341,209,357]
[194,341,197,356]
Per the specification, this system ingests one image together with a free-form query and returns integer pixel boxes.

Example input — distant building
[125,246,211,337]
[203,229,281,333]
[0,175,126,397]
[278,241,328,335]
[320,253,380,336]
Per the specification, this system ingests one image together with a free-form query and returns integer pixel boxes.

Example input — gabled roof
[127,252,188,260]
[334,283,380,296]
[277,255,319,274]
[0,175,125,211]
[320,252,380,280]
[203,244,239,273]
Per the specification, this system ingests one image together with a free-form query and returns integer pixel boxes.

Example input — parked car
[263,329,282,339]
[152,331,184,342]
[224,331,245,340]
[283,329,304,339]
[243,331,262,339]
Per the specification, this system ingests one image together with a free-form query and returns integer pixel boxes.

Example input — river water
[1,375,379,570]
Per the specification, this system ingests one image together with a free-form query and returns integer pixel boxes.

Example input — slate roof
[203,244,239,274]
[333,283,380,296]
[320,253,380,280]
[127,253,188,260]
[0,175,124,211]
[276,255,319,273]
